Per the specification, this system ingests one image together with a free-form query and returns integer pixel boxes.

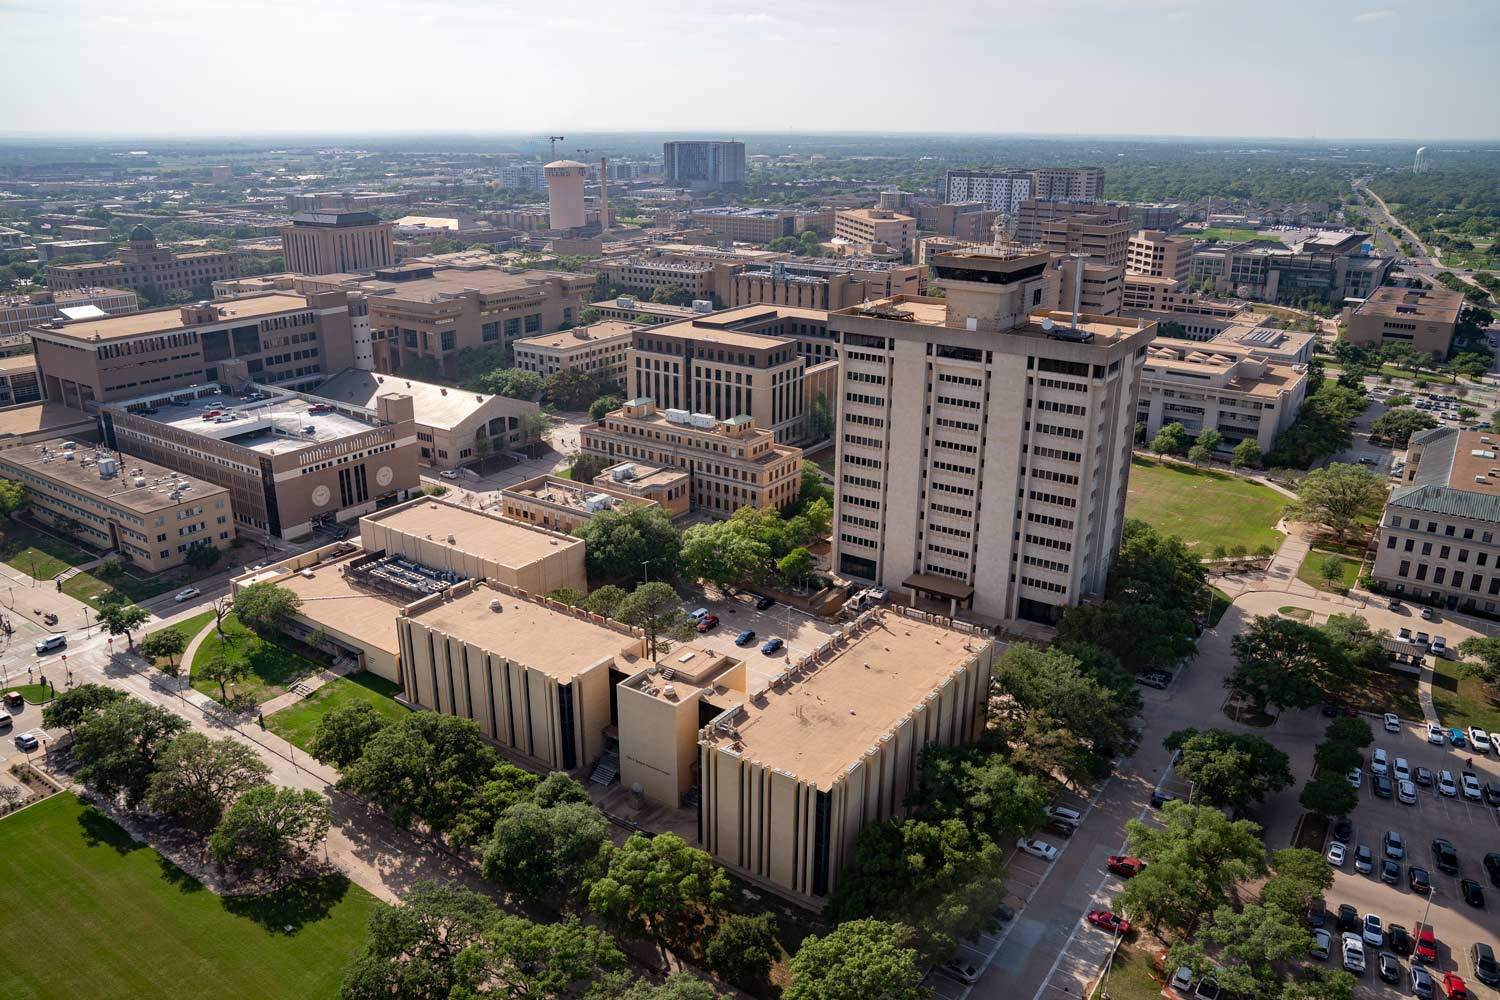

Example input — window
[440,330,456,352]
[482,322,500,342]
[524,314,541,333]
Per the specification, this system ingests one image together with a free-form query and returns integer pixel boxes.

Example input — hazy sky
[4,0,1497,140]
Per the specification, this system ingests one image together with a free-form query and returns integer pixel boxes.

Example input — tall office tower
[663,140,747,192]
[943,169,1033,214]
[828,249,1154,624]
[281,211,395,275]
[1032,166,1107,201]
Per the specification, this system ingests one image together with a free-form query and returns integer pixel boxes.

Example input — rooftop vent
[489,598,502,612]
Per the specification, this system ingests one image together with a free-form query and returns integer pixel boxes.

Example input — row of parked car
[1309,902,1497,998]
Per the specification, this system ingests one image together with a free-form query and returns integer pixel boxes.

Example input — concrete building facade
[0,286,138,337]
[942,170,1033,214]
[281,211,396,275]
[513,321,636,385]
[1038,214,1131,268]
[44,226,234,298]
[1127,230,1195,282]
[663,141,746,192]
[833,209,914,259]
[1136,339,1308,453]
[1344,283,1464,359]
[499,474,661,535]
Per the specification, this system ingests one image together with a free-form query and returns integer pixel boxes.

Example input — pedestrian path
[257,659,356,715]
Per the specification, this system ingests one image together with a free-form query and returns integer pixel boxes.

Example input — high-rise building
[1032,167,1106,201]
[281,211,395,275]
[1037,214,1131,267]
[1127,230,1195,282]
[663,140,747,192]
[1043,257,1123,317]
[828,250,1154,623]
[942,169,1033,214]
[1013,199,1129,244]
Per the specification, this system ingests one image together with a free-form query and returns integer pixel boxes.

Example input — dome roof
[544,159,588,170]
[129,224,155,242]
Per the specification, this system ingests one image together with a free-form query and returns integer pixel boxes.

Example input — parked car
[1450,728,1468,747]
[1356,844,1375,874]
[1439,770,1458,797]
[0,691,20,709]
[1417,631,1431,645]
[760,637,784,655]
[1391,924,1413,955]
[1383,859,1403,884]
[1395,757,1412,781]
[173,587,201,602]
[1196,978,1220,1000]
[1433,839,1460,875]
[1433,636,1449,656]
[1416,925,1438,963]
[1333,817,1354,842]
[1327,842,1347,867]
[1462,879,1486,908]
[1337,904,1360,932]
[1170,967,1194,993]
[1311,928,1333,960]
[1374,774,1394,799]
[1399,780,1418,804]
[1428,724,1446,745]
[1380,951,1402,983]
[1462,771,1483,801]
[1484,852,1500,888]
[14,732,38,751]
[1469,728,1493,754]
[1472,943,1500,986]
[696,614,720,633]
[734,630,756,647]
[1365,914,1386,947]
[1136,672,1170,690]
[1016,838,1058,862]
[1421,606,1436,620]
[1443,973,1470,1000]
[753,594,776,611]
[1045,805,1083,827]
[1086,910,1130,935]
[1412,964,1435,999]
[941,958,979,985]
[1485,783,1500,807]
[1410,866,1433,894]
[1373,748,1390,775]
[1343,933,1367,973]
[1109,855,1146,877]
[1045,818,1077,838]
[1415,765,1434,786]
[1386,713,1402,732]
[1348,767,1365,788]
[1386,830,1407,859]
[1400,627,1415,641]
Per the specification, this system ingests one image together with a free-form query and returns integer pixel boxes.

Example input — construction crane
[575,147,593,160]
[547,136,565,159]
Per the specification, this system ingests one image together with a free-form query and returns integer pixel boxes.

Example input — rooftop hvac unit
[584,493,615,513]
[489,599,502,612]
[616,296,636,308]
[610,463,636,482]
[300,568,315,578]
[132,477,146,488]
[664,408,690,425]
[689,412,716,429]
[691,299,713,313]
[97,456,118,479]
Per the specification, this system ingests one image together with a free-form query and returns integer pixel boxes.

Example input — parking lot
[1324,718,1500,996]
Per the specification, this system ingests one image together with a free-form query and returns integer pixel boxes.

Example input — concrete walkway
[258,659,355,715]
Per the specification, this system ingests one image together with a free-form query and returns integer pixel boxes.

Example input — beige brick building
[0,286,138,337]
[1037,214,1131,267]
[594,461,692,519]
[1014,199,1129,244]
[580,399,802,516]
[833,209,914,259]
[1044,257,1123,317]
[731,259,922,313]
[1127,230,1195,282]
[690,207,798,244]
[1344,283,1464,359]
[281,210,396,275]
[1032,167,1106,201]
[0,439,234,572]
[1137,340,1309,453]
[499,473,662,534]
[44,226,235,299]
[513,321,636,384]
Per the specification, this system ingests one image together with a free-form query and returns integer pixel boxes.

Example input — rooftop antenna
[548,136,565,159]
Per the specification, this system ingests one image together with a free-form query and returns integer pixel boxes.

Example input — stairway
[589,749,621,787]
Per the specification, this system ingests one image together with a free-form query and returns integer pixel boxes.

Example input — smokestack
[599,157,610,236]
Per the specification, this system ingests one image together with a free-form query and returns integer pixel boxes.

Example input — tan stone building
[281,211,396,275]
[0,356,43,407]
[32,291,357,410]
[1032,167,1106,201]
[690,207,798,244]
[915,202,1001,242]
[1043,257,1124,317]
[0,286,138,337]
[102,382,419,540]
[594,461,692,519]
[0,402,97,454]
[829,250,1153,624]
[834,209,914,259]
[44,226,235,298]
[580,399,802,516]
[589,298,699,325]
[499,474,661,534]
[1127,230,1194,282]
[1037,214,1131,267]
[1345,283,1464,359]
[1014,199,1129,244]
[313,368,538,469]
[513,321,636,385]
[731,259,921,313]
[0,439,234,572]
[1137,340,1309,453]
[1375,426,1500,612]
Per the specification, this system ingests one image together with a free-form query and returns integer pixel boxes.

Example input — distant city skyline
[4,0,1499,141]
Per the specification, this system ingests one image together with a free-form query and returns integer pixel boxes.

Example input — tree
[232,581,301,639]
[1189,428,1223,463]
[1151,421,1192,456]
[1055,600,1197,674]
[705,913,779,991]
[1287,463,1386,541]
[614,582,696,657]
[309,700,390,769]
[1115,801,1266,933]
[1457,636,1500,686]
[1232,438,1263,469]
[41,682,126,733]
[784,919,926,1000]
[589,395,622,420]
[567,451,612,485]
[1324,716,1374,749]
[145,731,271,831]
[141,628,189,676]
[777,547,815,588]
[341,880,499,1000]
[1370,407,1438,446]
[478,368,544,400]
[1321,615,1390,673]
[809,390,834,441]
[450,916,625,1000]
[448,764,542,850]
[0,477,27,515]
[545,586,585,607]
[1227,615,1351,714]
[545,368,601,411]
[1282,969,1357,1000]
[98,601,150,650]
[679,520,771,588]
[572,503,681,584]
[1109,519,1208,612]
[209,785,330,879]
[1318,554,1347,590]
[199,654,252,703]
[73,697,189,808]
[212,595,234,638]
[1163,728,1292,811]
[338,713,505,834]
[482,799,608,902]
[587,832,730,949]
[1299,771,1358,819]
[184,539,221,570]
[606,973,723,1000]
[1261,847,1335,916]
[582,584,628,619]
[906,744,1048,840]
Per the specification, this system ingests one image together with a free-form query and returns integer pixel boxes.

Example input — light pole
[641,560,650,585]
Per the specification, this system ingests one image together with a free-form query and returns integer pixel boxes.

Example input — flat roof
[502,474,658,511]
[0,355,37,373]
[0,402,95,439]
[366,499,582,568]
[1356,284,1464,324]
[713,611,980,788]
[407,583,634,681]
[313,369,504,431]
[835,295,1143,345]
[40,293,310,343]
[0,438,227,513]
[122,387,385,454]
[687,304,830,326]
[322,267,581,303]
[262,552,406,657]
[647,323,793,351]
[513,320,639,351]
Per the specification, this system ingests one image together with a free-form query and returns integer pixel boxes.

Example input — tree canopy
[232,582,302,639]
[784,919,926,1000]
[1164,728,1293,811]
[1287,463,1387,540]
[571,504,681,585]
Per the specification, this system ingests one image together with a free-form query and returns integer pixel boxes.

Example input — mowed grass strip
[0,793,376,1000]
[1124,456,1286,553]
[267,673,409,752]
[189,613,321,705]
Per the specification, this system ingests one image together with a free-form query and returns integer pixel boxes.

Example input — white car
[1463,772,1483,800]
[1432,636,1448,656]
[1327,842,1347,867]
[1343,933,1367,973]
[173,587,200,602]
[1398,780,1418,805]
[1439,769,1458,796]
[1428,723,1446,745]
[1044,805,1083,827]
[1384,713,1401,732]
[1363,913,1385,947]
[1372,748,1389,776]
[1016,837,1059,862]
[1347,767,1363,788]
[1469,728,1492,753]
[1394,757,1411,782]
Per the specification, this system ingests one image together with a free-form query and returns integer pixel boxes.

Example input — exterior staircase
[589,749,621,787]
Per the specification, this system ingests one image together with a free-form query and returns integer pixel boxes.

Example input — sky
[3,0,1498,141]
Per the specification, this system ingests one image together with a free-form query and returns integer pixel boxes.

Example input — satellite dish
[1041,318,1055,331]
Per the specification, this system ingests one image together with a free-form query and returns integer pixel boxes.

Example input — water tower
[1414,146,1431,174]
[544,159,588,230]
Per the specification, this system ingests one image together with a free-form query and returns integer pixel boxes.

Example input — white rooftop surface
[58,305,109,321]
[314,369,495,431]
[136,390,376,454]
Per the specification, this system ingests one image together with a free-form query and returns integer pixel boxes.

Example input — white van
[34,634,66,655]
[1371,748,1389,777]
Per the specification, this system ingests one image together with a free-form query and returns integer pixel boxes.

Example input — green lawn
[1091,944,1164,1000]
[10,682,55,704]
[1184,227,1275,243]
[0,520,91,580]
[143,610,216,672]
[189,614,323,705]
[1432,658,1500,732]
[267,673,409,752]
[0,793,376,1000]
[63,561,218,612]
[1125,457,1286,554]
[1296,549,1362,593]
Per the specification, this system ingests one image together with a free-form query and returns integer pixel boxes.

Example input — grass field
[11,682,55,704]
[143,610,216,672]
[189,614,322,705]
[1186,227,1276,243]
[1124,457,1286,554]
[1432,657,1500,732]
[62,561,219,612]
[0,793,376,1000]
[1090,944,1163,1000]
[267,673,409,752]
[1296,549,1362,593]
[0,520,91,580]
